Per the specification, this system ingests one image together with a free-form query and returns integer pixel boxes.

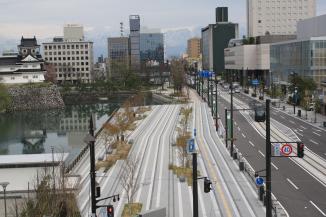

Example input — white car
[234,88,240,93]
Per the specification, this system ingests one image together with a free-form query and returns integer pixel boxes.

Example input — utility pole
[230,74,234,157]
[215,81,218,131]
[265,99,272,217]
[192,153,198,217]
[225,108,228,147]
[89,116,96,217]
[207,77,210,106]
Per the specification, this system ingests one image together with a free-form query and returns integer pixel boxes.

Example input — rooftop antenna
[120,22,124,37]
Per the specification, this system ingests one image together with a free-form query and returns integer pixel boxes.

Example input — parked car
[234,88,240,93]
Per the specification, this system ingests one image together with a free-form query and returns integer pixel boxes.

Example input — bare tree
[119,154,140,205]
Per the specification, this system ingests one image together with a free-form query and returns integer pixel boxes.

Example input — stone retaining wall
[7,84,65,111]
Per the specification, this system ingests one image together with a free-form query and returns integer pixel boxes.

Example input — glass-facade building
[140,33,164,64]
[270,37,326,93]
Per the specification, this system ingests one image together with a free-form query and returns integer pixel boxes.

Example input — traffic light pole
[89,116,97,217]
[266,99,272,217]
[192,152,198,217]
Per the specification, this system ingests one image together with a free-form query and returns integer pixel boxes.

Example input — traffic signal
[204,178,212,193]
[254,107,266,122]
[297,143,304,158]
[107,205,114,217]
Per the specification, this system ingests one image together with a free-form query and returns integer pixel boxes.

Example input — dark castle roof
[0,56,19,66]
[19,36,39,47]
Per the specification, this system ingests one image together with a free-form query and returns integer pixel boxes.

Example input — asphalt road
[212,87,326,217]
[235,91,326,159]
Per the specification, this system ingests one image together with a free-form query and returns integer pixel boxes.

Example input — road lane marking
[289,120,295,124]
[286,178,299,190]
[280,115,285,119]
[313,132,321,137]
[249,141,255,147]
[310,201,326,216]
[294,130,304,137]
[297,128,304,132]
[300,125,307,130]
[271,163,279,170]
[234,121,237,126]
[310,139,319,145]
[258,150,265,158]
[237,127,241,131]
[315,129,322,132]
[242,133,246,138]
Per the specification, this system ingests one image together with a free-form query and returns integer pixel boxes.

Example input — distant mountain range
[0,25,245,61]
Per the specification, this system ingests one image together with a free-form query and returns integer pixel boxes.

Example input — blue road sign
[274,143,281,156]
[199,70,214,78]
[252,79,260,86]
[194,128,197,137]
[187,139,195,153]
[255,177,264,186]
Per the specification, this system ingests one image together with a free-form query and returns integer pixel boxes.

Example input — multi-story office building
[187,38,201,59]
[202,7,238,76]
[224,35,296,87]
[43,25,94,84]
[270,14,326,113]
[0,37,46,84]
[107,37,129,78]
[140,33,164,64]
[247,0,316,37]
[129,15,141,71]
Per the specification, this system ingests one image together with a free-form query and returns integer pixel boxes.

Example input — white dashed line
[315,129,322,132]
[289,120,295,124]
[294,130,304,137]
[242,133,246,138]
[313,132,321,137]
[237,127,241,131]
[286,178,299,190]
[249,141,255,147]
[300,125,307,130]
[258,150,265,158]
[280,115,285,119]
[310,139,319,145]
[310,201,326,216]
[234,121,237,126]
[271,163,279,170]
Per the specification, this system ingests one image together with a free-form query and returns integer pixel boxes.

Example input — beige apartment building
[187,37,201,59]
[247,0,316,37]
[43,24,94,84]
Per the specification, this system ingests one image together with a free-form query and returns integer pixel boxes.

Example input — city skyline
[1,0,326,39]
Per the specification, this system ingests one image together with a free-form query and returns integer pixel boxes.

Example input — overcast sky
[0,0,326,38]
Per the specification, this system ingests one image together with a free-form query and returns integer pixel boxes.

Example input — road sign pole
[201,76,204,99]
[266,99,272,217]
[225,108,228,147]
[192,152,198,217]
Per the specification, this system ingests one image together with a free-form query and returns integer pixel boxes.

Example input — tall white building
[247,0,316,37]
[43,25,93,84]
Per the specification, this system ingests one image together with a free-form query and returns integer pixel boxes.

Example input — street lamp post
[291,72,298,114]
[0,182,9,217]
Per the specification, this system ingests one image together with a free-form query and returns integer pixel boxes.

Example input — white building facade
[43,25,94,84]
[225,43,270,86]
[247,0,316,37]
[0,37,45,84]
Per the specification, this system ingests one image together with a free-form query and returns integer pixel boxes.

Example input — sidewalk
[246,88,326,129]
